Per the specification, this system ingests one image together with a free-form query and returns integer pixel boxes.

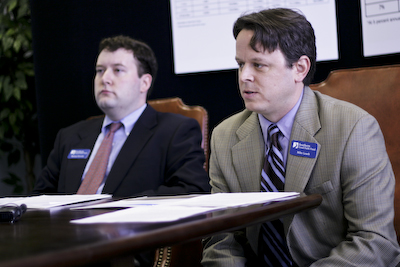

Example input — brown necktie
[77,122,122,194]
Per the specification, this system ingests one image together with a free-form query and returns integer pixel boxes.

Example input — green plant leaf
[17,1,29,19]
[0,108,10,120]
[25,69,34,76]
[3,76,14,101]
[0,0,38,194]
[2,36,14,51]
[18,62,34,73]
[5,28,15,36]
[13,86,21,100]
[15,71,27,89]
[13,38,21,52]
[24,100,32,111]
[8,0,18,13]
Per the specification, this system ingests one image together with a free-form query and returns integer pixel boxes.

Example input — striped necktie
[259,124,293,266]
[77,122,122,194]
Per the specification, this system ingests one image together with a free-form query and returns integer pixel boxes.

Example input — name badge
[68,149,91,159]
[290,140,318,158]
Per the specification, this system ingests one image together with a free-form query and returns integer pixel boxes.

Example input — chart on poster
[360,0,400,57]
[170,0,338,74]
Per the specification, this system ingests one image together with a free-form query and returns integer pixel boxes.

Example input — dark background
[30,0,400,166]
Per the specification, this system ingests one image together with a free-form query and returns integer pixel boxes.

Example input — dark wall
[30,0,400,166]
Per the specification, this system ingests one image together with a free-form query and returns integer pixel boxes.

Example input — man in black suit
[32,35,210,197]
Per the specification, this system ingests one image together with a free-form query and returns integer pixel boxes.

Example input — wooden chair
[309,64,400,243]
[148,97,208,267]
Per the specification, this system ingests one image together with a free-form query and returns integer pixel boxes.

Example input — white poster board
[170,0,339,74]
[360,0,400,57]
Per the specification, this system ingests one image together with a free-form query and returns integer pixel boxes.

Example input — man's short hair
[99,35,158,95]
[233,8,316,85]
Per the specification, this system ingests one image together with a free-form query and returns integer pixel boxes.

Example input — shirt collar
[258,88,304,140]
[102,103,147,135]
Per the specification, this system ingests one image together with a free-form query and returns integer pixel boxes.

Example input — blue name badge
[290,140,318,158]
[67,149,91,159]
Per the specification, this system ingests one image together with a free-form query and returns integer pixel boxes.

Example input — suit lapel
[283,87,321,235]
[232,112,264,192]
[103,106,156,193]
[285,87,321,193]
[65,119,103,192]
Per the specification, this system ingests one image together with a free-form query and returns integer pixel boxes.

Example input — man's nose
[240,64,254,82]
[101,68,112,84]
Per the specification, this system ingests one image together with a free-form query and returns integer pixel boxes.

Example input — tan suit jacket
[202,87,400,266]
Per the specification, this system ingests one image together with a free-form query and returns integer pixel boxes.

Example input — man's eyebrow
[235,56,266,62]
[112,63,126,67]
[251,57,265,62]
[96,63,126,68]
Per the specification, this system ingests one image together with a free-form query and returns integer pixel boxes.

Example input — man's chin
[96,98,114,108]
[244,102,258,112]
[97,102,115,113]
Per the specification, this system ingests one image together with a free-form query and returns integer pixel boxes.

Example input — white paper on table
[71,194,201,210]
[71,205,217,224]
[70,192,299,224]
[174,192,300,208]
[72,192,298,210]
[0,194,112,209]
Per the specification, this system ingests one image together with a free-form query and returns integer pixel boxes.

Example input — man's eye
[237,62,244,68]
[96,69,104,74]
[254,63,263,68]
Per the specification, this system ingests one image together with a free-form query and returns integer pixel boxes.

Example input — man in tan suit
[202,8,400,267]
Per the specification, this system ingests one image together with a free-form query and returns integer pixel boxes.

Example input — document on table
[73,192,298,210]
[71,205,215,223]
[0,194,112,209]
[71,192,299,224]
[175,192,299,208]
[71,194,202,210]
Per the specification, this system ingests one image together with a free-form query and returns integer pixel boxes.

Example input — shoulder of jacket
[312,90,369,116]
[214,109,255,132]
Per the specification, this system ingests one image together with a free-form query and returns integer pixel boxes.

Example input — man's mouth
[100,89,112,95]
[243,90,256,95]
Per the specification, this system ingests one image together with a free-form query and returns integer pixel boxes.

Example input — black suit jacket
[33,105,210,197]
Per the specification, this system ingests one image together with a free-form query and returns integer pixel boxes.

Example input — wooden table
[0,194,322,267]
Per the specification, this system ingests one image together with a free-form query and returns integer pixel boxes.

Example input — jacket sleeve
[140,117,211,196]
[31,129,64,194]
[307,114,400,266]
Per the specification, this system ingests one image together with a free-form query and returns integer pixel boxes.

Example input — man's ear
[293,55,311,83]
[140,73,152,94]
